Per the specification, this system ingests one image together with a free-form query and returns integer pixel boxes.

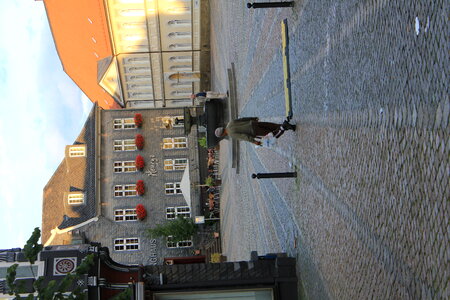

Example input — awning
[180,164,191,207]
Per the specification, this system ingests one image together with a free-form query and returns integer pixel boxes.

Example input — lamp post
[251,172,297,179]
[247,1,294,9]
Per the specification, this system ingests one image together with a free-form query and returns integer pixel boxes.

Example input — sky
[0,0,93,249]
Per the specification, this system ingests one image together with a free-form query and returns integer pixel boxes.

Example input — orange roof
[44,0,121,109]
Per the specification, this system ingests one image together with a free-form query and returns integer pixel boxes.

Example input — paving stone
[210,0,448,298]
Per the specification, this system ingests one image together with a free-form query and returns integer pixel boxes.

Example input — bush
[198,136,207,148]
[135,134,144,150]
[205,176,215,187]
[134,113,143,128]
[136,204,147,220]
[136,180,145,196]
[135,155,145,170]
[147,216,197,243]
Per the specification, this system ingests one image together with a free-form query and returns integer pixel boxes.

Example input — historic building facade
[44,0,210,109]
[42,105,202,266]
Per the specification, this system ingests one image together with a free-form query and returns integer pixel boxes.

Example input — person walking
[214,117,296,145]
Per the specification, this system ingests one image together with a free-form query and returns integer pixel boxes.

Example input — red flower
[135,155,145,170]
[136,204,147,220]
[134,113,143,128]
[135,134,144,150]
[136,180,145,196]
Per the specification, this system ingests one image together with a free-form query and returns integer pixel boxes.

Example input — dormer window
[69,146,86,157]
[68,193,84,205]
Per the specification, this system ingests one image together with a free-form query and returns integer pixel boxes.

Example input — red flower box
[136,204,147,220]
[135,155,145,170]
[135,134,144,150]
[134,113,143,128]
[136,180,145,196]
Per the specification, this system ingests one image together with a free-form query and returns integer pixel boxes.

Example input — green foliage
[112,287,132,300]
[6,264,18,295]
[205,176,215,187]
[198,136,207,148]
[147,216,197,243]
[75,254,95,276]
[6,228,94,300]
[23,227,43,265]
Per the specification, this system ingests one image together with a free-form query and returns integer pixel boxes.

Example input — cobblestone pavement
[210,0,449,299]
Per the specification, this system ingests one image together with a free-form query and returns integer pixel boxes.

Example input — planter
[136,204,147,220]
[134,113,143,128]
[136,180,145,196]
[135,155,145,170]
[135,134,144,150]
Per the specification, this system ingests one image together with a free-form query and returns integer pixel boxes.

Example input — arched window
[169,65,191,71]
[170,82,191,88]
[128,75,151,81]
[167,20,190,26]
[120,9,145,17]
[168,43,191,50]
[128,66,150,72]
[169,55,191,62]
[122,22,146,29]
[168,32,191,38]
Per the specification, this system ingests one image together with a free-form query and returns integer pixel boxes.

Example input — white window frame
[162,116,184,129]
[163,137,187,149]
[67,193,84,205]
[166,206,191,219]
[114,139,137,151]
[164,158,188,171]
[114,184,137,197]
[114,161,137,173]
[165,182,182,195]
[114,209,138,222]
[69,146,86,157]
[114,118,136,130]
[114,238,140,251]
[166,236,192,248]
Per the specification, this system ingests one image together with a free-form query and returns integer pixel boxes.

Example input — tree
[6,228,95,300]
[147,216,197,243]
[23,227,43,265]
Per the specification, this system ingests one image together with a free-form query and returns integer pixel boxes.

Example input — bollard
[251,172,297,179]
[247,1,294,8]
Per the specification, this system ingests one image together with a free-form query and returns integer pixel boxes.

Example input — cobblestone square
[210,0,449,299]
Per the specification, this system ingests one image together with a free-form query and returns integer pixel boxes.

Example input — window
[69,146,85,157]
[114,209,138,221]
[68,193,84,205]
[114,184,137,197]
[166,206,190,219]
[167,20,190,26]
[162,116,184,129]
[167,236,192,248]
[120,9,145,17]
[114,161,137,173]
[168,32,191,38]
[163,137,187,149]
[114,118,136,129]
[114,238,140,251]
[165,182,182,195]
[164,158,187,171]
[114,139,136,151]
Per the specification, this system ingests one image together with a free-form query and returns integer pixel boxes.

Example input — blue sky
[0,1,92,249]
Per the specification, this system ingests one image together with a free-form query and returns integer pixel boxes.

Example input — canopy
[180,164,191,207]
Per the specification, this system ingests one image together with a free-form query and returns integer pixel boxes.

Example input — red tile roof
[43,0,121,109]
